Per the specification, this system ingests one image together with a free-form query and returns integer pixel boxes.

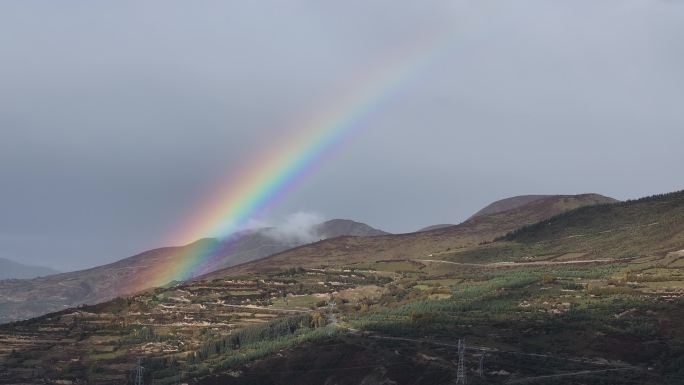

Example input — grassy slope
[503,190,684,255]
[441,190,684,265]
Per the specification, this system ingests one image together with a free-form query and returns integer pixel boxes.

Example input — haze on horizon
[1,0,683,271]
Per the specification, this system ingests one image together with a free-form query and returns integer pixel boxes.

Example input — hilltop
[315,219,388,238]
[467,194,554,219]
[415,194,609,232]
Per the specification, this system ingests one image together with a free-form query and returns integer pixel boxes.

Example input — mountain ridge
[204,193,616,277]
[0,194,615,323]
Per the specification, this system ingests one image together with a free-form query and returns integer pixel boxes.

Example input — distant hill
[0,219,387,323]
[0,258,59,280]
[207,193,616,277]
[462,193,618,226]
[417,194,615,232]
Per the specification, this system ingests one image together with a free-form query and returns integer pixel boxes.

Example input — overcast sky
[1,0,683,271]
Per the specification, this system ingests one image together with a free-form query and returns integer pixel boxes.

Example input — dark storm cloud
[1,0,683,270]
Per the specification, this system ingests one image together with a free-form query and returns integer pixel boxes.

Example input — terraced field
[2,251,683,384]
[0,269,392,384]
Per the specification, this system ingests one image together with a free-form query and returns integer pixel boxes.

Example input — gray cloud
[1,0,683,270]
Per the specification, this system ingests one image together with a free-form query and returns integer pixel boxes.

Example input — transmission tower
[134,357,144,385]
[456,339,467,384]
[477,352,485,377]
[326,299,337,335]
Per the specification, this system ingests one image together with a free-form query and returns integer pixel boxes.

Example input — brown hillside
[0,220,387,323]
[206,194,616,277]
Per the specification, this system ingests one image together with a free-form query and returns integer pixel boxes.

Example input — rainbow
[147,29,454,287]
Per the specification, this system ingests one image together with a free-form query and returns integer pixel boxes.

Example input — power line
[167,331,645,383]
[505,367,637,384]
[366,333,632,369]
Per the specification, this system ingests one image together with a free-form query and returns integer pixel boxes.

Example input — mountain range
[0,194,613,323]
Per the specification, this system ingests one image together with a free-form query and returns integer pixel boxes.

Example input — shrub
[542,273,555,284]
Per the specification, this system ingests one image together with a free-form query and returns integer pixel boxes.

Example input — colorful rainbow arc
[148,29,455,287]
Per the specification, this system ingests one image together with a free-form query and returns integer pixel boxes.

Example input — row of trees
[188,313,316,363]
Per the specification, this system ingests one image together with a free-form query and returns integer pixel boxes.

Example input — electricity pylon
[326,299,337,335]
[134,357,144,385]
[456,339,467,384]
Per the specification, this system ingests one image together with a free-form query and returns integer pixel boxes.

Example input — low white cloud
[248,212,326,244]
